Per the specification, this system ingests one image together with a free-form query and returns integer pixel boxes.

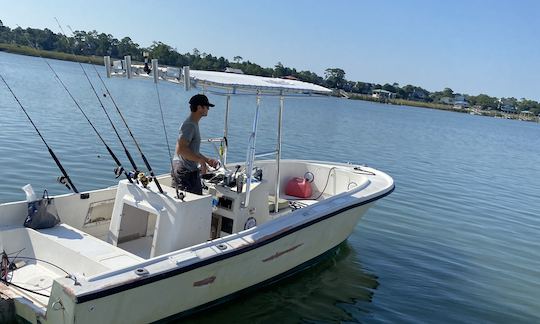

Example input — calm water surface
[1,52,539,323]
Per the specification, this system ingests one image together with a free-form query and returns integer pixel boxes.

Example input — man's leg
[172,161,202,195]
[189,171,203,195]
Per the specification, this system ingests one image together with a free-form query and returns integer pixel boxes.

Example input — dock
[0,288,16,323]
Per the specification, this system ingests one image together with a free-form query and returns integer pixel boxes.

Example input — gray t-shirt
[174,116,201,171]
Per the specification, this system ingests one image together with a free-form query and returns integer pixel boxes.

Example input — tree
[274,62,285,77]
[233,56,243,63]
[297,70,324,86]
[442,87,454,98]
[149,42,178,65]
[117,37,140,59]
[324,68,346,89]
[468,94,498,109]
[382,83,397,93]
[517,98,540,113]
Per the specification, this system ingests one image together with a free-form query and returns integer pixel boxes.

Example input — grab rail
[254,150,278,159]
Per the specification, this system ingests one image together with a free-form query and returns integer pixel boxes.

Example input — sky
[1,0,539,100]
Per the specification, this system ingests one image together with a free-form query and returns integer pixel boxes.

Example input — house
[410,89,428,101]
[452,95,469,109]
[372,89,396,99]
[499,99,517,113]
[440,97,453,104]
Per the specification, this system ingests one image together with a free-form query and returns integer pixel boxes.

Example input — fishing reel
[113,166,124,178]
[57,176,73,190]
[137,172,153,188]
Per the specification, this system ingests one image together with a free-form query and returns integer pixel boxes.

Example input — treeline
[1,20,538,114]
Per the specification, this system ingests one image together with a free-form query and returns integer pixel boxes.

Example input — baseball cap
[189,94,215,107]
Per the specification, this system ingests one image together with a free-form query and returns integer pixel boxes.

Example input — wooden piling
[0,290,16,323]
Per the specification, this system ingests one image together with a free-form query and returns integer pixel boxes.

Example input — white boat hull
[57,204,371,323]
[1,160,394,323]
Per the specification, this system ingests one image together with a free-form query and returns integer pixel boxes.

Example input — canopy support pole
[274,93,284,213]
[242,92,261,208]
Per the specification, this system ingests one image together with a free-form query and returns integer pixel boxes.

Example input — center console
[207,178,270,238]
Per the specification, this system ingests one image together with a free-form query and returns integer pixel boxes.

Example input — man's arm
[176,138,219,172]
[176,138,204,164]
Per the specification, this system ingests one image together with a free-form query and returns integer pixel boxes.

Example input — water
[1,52,540,323]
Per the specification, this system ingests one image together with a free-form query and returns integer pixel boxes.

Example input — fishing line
[16,24,132,184]
[47,20,136,182]
[61,23,140,175]
[64,21,163,194]
[154,82,182,198]
[154,82,173,170]
[0,278,50,298]
[91,54,165,194]
[0,73,79,193]
[10,256,72,278]
[0,252,78,298]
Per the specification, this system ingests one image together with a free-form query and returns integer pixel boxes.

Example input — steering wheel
[201,159,223,182]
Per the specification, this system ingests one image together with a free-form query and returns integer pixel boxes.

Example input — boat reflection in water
[183,242,379,324]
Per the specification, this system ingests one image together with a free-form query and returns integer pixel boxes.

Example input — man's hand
[207,158,219,169]
[199,157,218,175]
[200,162,208,175]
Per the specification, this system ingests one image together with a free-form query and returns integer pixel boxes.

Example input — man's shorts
[171,161,202,195]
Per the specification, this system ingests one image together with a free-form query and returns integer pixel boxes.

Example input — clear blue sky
[2,0,539,100]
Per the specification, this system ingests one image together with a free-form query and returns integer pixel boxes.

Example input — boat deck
[6,263,56,307]
[39,224,144,270]
[1,223,146,306]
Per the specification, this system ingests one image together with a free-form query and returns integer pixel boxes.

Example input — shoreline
[347,94,539,123]
[0,43,103,65]
[1,45,538,123]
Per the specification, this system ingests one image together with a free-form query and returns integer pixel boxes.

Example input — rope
[311,167,335,200]
[0,278,50,298]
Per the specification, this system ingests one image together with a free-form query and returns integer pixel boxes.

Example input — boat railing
[254,150,278,159]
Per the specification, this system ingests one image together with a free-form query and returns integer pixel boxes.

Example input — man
[172,94,219,194]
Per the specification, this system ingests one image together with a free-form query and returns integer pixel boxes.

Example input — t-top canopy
[104,56,331,95]
[189,70,331,95]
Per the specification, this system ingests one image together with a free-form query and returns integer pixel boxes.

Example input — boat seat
[38,223,144,270]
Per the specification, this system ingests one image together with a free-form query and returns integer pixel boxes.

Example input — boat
[0,57,394,323]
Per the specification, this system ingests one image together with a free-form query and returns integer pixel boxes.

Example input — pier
[0,288,16,323]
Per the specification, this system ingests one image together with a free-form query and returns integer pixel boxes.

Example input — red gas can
[285,177,313,198]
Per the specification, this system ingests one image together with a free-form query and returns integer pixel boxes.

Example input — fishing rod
[0,74,79,193]
[95,69,164,194]
[154,78,181,198]
[61,25,140,177]
[60,24,164,194]
[18,25,133,184]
